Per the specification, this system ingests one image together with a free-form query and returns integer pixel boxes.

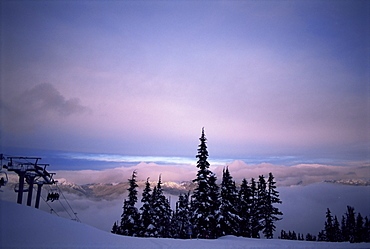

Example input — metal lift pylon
[3,156,56,208]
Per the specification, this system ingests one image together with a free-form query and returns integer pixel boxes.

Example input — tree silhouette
[119,170,140,236]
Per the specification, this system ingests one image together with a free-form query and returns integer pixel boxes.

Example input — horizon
[2,147,367,172]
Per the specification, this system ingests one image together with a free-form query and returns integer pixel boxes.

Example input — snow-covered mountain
[1,199,368,249]
[5,174,368,203]
[54,179,196,201]
[2,175,195,201]
[324,179,370,186]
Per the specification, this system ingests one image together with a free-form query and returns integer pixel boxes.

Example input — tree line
[112,128,283,239]
[280,206,370,243]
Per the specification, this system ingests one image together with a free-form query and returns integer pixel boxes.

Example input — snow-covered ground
[1,200,369,249]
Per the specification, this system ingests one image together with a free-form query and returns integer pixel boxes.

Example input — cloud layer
[2,163,368,236]
[55,160,370,186]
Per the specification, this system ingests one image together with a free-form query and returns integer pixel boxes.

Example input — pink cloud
[55,161,369,187]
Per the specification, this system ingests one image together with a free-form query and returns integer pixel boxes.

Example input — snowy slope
[1,200,369,249]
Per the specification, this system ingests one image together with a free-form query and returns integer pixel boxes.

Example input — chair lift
[47,188,59,202]
[0,155,8,188]
[0,171,8,188]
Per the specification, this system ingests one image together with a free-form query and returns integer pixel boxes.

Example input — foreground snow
[1,200,369,249]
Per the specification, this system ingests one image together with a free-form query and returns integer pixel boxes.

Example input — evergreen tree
[364,216,370,242]
[172,192,191,238]
[139,177,155,237]
[119,170,140,236]
[355,213,365,243]
[298,233,304,240]
[191,128,217,238]
[217,167,241,236]
[306,233,316,241]
[345,206,356,243]
[250,177,260,238]
[256,175,267,238]
[324,208,334,241]
[317,230,326,241]
[263,172,283,239]
[151,175,172,237]
[332,215,341,242]
[239,178,252,237]
[111,221,119,234]
[291,231,297,240]
[341,215,348,241]
[280,229,287,239]
[208,172,221,238]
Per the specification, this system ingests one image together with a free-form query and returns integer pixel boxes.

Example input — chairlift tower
[0,154,9,187]
[3,156,56,208]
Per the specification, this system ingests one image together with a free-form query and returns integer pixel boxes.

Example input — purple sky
[1,1,369,165]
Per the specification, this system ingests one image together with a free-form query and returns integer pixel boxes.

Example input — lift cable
[55,183,81,222]
[33,185,60,217]
[46,184,74,220]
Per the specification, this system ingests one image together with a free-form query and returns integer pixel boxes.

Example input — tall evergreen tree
[191,128,217,238]
[263,172,283,239]
[256,175,267,238]
[119,170,140,236]
[139,177,155,237]
[217,167,241,236]
[239,178,252,237]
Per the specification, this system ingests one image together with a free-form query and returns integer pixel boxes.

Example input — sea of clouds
[1,160,369,237]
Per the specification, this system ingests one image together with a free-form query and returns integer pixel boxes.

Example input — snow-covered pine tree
[208,172,221,238]
[239,178,252,237]
[139,177,155,237]
[149,185,160,237]
[263,172,283,239]
[191,128,218,238]
[217,167,241,237]
[257,175,267,238]
[119,170,140,236]
[172,192,191,238]
[170,199,180,238]
[250,177,260,238]
[151,175,172,238]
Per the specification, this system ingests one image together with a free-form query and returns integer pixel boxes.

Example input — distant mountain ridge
[53,178,196,201]
[3,174,369,202]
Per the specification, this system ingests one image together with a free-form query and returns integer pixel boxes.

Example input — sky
[1,1,369,166]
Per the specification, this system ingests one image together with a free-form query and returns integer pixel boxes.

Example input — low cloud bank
[56,161,370,186]
[1,162,369,236]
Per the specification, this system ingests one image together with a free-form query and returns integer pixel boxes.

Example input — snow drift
[1,200,369,249]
